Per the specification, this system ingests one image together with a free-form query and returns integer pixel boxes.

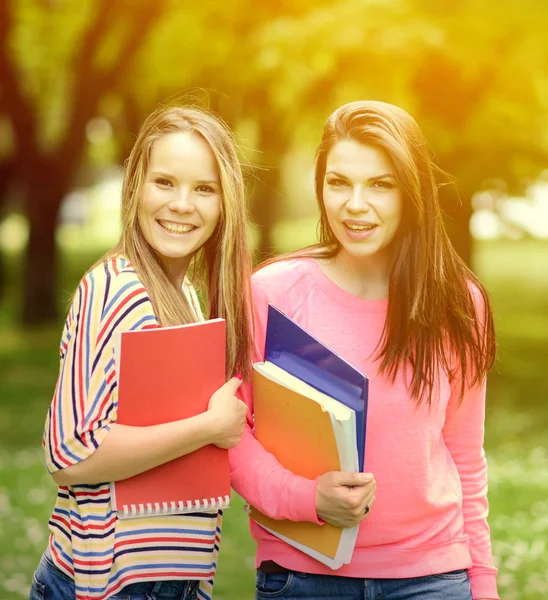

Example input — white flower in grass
[526,573,548,596]
[4,572,29,596]
[0,489,12,516]
[14,450,39,469]
[26,487,49,505]
[23,517,45,545]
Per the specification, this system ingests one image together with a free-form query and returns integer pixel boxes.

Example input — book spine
[118,495,230,519]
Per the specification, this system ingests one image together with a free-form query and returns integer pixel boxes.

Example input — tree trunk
[0,158,15,302]
[251,168,279,263]
[0,240,5,303]
[251,117,290,263]
[21,169,66,324]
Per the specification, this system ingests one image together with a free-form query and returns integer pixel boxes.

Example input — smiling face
[138,131,222,285]
[323,140,403,268]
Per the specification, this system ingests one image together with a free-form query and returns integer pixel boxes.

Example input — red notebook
[111,318,230,519]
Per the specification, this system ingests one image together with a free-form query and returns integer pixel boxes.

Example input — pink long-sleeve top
[230,257,499,600]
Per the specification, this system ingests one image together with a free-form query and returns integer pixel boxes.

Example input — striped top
[43,256,221,600]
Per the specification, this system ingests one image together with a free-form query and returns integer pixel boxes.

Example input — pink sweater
[230,258,499,600]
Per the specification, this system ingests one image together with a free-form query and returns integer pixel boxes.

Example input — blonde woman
[30,107,252,600]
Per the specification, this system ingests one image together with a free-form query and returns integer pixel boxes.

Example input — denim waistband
[42,545,74,583]
[43,546,197,598]
[118,580,192,595]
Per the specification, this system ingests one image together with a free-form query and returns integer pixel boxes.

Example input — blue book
[265,304,368,471]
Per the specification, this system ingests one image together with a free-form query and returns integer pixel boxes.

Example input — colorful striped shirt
[43,256,221,600]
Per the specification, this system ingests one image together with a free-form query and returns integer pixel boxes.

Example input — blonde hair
[101,106,253,379]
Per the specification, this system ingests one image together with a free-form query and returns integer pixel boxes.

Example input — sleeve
[229,273,321,524]
[43,265,157,473]
[442,287,499,600]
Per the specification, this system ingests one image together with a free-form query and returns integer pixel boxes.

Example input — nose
[346,185,371,213]
[168,187,196,214]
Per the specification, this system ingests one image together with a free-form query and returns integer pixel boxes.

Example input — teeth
[159,221,196,234]
[346,224,375,231]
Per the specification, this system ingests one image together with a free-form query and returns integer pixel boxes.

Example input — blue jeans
[256,569,473,600]
[30,547,200,600]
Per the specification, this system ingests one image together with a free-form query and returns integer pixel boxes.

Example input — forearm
[52,412,218,486]
[230,426,320,523]
[457,453,499,598]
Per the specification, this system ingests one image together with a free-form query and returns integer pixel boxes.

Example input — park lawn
[0,238,547,599]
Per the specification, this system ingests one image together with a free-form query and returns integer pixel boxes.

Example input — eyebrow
[149,170,220,184]
[326,170,396,182]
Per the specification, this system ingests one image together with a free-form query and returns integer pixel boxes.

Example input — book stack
[251,305,369,569]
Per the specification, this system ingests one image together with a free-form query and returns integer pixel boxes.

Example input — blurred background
[0,0,547,598]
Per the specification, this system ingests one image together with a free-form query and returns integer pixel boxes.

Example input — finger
[362,494,376,517]
[334,471,374,487]
[347,484,375,508]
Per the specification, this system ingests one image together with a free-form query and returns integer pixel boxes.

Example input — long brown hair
[263,100,495,406]
[99,106,253,380]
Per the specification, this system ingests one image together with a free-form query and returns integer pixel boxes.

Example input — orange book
[250,365,359,568]
[111,319,230,518]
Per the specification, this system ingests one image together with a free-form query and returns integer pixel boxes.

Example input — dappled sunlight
[1,0,548,595]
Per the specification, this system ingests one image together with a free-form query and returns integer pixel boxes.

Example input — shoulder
[251,257,317,312]
[76,256,157,330]
[465,277,490,324]
[253,257,316,287]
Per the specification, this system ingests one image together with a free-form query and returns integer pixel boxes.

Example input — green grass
[0,238,547,599]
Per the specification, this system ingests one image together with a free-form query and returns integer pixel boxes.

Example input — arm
[53,378,244,486]
[45,269,246,486]
[231,372,374,526]
[230,378,322,523]
[442,378,499,600]
[229,269,373,526]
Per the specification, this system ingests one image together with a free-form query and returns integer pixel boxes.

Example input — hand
[207,377,247,449]
[316,471,376,528]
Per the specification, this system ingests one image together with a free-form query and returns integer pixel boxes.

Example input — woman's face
[138,131,222,285]
[323,140,403,265]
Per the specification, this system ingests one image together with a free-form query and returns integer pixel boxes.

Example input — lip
[342,220,378,241]
[156,219,199,235]
[343,219,378,227]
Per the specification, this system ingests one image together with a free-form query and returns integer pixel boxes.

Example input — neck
[161,257,190,290]
[318,249,391,300]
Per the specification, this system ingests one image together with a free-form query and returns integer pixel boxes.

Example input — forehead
[148,131,218,179]
[326,140,395,179]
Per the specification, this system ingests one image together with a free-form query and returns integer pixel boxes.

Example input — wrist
[198,410,221,446]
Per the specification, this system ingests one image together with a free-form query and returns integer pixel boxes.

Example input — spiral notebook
[111,319,230,519]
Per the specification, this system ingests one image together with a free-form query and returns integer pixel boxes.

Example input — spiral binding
[120,495,230,518]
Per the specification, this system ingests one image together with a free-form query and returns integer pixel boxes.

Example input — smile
[157,220,197,235]
[344,223,377,231]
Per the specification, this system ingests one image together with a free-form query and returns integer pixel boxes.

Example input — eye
[196,184,217,194]
[371,179,395,190]
[154,177,173,188]
[326,177,349,188]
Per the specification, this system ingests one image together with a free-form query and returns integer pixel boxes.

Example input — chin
[341,244,379,259]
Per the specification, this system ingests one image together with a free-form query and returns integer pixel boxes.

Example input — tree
[249,0,548,264]
[0,0,169,323]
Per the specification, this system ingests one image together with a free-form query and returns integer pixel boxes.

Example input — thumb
[336,471,374,487]
[224,376,242,393]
